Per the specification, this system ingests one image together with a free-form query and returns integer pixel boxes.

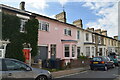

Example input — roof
[0,4,119,41]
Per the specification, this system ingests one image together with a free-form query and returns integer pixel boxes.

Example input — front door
[50,44,56,60]
[38,46,48,60]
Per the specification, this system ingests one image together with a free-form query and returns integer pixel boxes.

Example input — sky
[0,0,119,37]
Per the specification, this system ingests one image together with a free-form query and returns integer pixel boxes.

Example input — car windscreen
[92,57,102,61]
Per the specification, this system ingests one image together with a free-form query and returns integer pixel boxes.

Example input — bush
[78,56,88,59]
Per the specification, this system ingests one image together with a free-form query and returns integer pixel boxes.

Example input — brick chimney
[114,36,118,40]
[73,19,83,28]
[101,30,107,36]
[95,29,101,34]
[86,27,94,32]
[55,11,66,23]
[20,1,25,10]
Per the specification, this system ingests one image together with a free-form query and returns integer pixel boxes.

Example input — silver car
[0,58,52,80]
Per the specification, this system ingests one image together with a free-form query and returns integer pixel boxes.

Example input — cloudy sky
[0,0,119,37]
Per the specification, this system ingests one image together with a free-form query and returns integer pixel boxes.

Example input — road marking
[55,71,88,78]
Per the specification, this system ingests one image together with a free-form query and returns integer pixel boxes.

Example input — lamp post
[0,40,10,58]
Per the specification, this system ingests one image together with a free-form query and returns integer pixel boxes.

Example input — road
[54,67,120,80]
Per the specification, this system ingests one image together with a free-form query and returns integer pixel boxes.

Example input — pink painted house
[35,11,81,63]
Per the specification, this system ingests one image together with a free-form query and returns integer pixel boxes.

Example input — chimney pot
[55,11,66,23]
[20,1,25,10]
[73,19,83,28]
[95,29,101,34]
[101,30,107,36]
[86,27,94,32]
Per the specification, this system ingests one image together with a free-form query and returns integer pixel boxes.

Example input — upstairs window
[64,28,71,36]
[86,33,89,41]
[39,21,49,31]
[98,36,101,44]
[77,30,80,39]
[92,34,95,43]
[20,19,27,33]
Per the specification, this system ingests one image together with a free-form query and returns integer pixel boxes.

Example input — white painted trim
[16,14,30,19]
[38,45,48,47]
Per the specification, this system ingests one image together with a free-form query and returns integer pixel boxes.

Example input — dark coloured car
[90,56,115,71]
[108,52,119,66]
[0,58,52,80]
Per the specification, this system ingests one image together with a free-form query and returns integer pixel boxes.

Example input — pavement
[52,67,120,80]
[51,67,89,78]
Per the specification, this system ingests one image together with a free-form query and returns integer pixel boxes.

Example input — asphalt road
[54,67,120,80]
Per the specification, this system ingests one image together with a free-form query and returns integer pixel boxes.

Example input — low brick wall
[70,59,90,68]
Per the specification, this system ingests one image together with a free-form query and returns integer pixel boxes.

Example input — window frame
[39,21,49,32]
[77,30,80,39]
[86,33,89,41]
[4,59,32,71]
[64,28,71,36]
[72,45,76,57]
[64,45,70,57]
[20,19,27,33]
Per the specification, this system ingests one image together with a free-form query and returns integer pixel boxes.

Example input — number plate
[93,62,98,64]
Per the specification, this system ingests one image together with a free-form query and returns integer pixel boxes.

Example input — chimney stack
[20,1,25,10]
[114,36,118,40]
[73,19,83,28]
[55,11,66,23]
[95,29,101,34]
[86,27,94,32]
[101,30,107,36]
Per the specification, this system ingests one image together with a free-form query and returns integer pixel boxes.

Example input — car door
[0,59,7,80]
[4,59,34,80]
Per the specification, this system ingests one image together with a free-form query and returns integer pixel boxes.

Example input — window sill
[64,34,72,37]
[38,29,49,32]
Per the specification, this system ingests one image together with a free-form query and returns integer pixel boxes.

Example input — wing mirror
[26,67,31,71]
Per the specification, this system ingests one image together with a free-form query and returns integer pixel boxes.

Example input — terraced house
[0,2,120,65]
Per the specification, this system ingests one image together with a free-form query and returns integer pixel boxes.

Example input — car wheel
[104,66,108,71]
[35,75,48,80]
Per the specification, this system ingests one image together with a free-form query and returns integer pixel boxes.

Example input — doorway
[50,44,56,60]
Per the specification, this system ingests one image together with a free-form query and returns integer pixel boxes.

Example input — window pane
[5,60,28,71]
[41,21,49,31]
[65,45,69,57]
[72,45,76,57]
[86,47,90,57]
[77,31,80,39]
[86,33,89,41]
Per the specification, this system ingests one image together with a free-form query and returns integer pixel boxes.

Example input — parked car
[90,56,115,71]
[0,58,52,80]
[116,56,120,63]
[108,52,119,66]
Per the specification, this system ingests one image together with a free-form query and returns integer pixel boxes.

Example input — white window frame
[39,21,49,31]
[98,36,101,44]
[86,33,89,41]
[64,28,71,36]
[20,19,27,33]
[86,47,90,57]
[64,45,70,57]
[92,34,95,43]
[77,30,80,39]
[72,45,76,57]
